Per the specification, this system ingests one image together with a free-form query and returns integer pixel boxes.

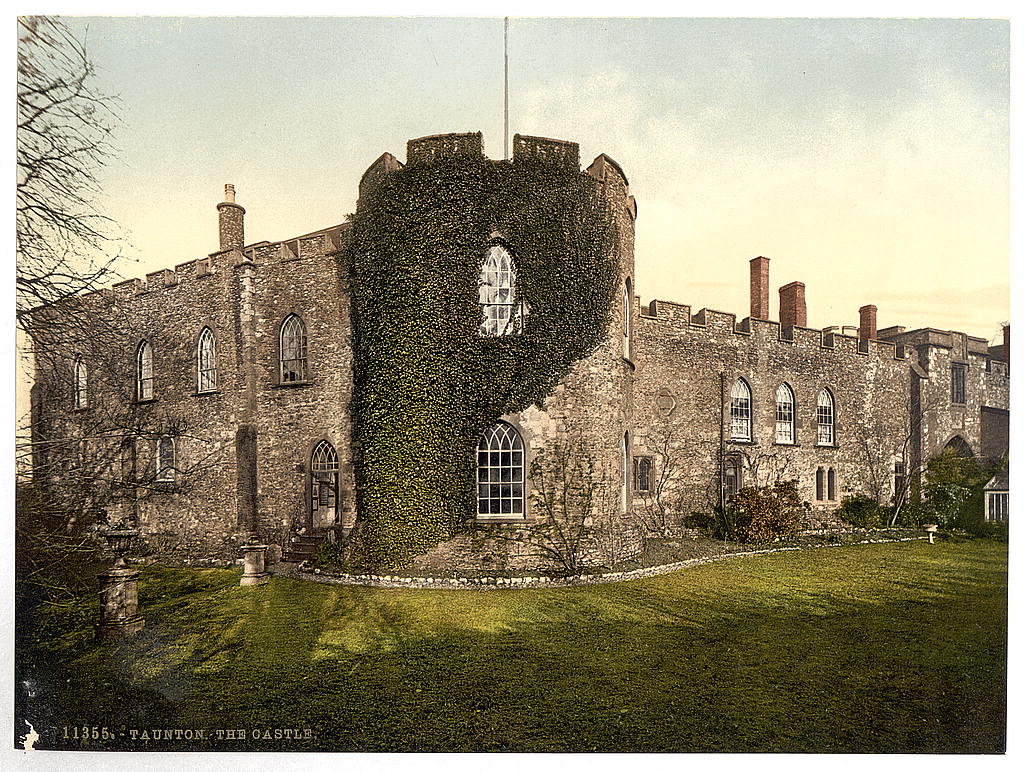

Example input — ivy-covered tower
[346,132,638,569]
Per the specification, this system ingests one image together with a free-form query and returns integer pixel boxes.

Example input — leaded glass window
[310,440,339,519]
[775,383,795,444]
[136,340,153,401]
[197,327,217,393]
[730,379,752,441]
[155,435,175,482]
[816,389,835,445]
[478,244,523,336]
[476,422,525,518]
[280,314,308,383]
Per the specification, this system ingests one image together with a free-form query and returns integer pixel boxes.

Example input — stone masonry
[30,132,1010,570]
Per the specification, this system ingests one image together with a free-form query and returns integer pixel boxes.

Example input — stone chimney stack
[750,256,770,320]
[1004,324,1010,373]
[217,184,245,251]
[779,281,807,329]
[859,304,877,342]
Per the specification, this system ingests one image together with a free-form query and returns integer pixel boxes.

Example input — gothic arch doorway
[944,435,974,458]
[309,440,339,529]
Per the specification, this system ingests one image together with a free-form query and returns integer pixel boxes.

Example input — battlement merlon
[636,298,909,362]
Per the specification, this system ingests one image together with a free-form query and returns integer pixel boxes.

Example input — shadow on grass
[17,541,1007,753]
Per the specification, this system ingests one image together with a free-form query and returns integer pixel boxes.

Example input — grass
[16,539,1007,753]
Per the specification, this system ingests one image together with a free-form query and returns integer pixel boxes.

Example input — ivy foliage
[345,150,619,569]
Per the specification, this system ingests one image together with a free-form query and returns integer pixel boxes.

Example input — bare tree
[851,389,944,525]
[517,438,598,575]
[17,16,123,343]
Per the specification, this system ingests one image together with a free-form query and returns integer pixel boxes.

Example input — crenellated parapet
[637,296,908,364]
[406,132,484,165]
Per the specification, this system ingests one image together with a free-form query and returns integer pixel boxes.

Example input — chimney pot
[749,256,770,320]
[859,304,878,342]
[224,183,236,203]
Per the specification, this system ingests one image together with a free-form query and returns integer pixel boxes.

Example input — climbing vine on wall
[345,150,620,569]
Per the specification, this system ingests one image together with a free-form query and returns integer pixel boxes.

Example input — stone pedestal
[241,543,270,586]
[97,565,144,639]
[923,524,939,544]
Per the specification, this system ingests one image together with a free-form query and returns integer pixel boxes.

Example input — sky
[45,16,1015,343]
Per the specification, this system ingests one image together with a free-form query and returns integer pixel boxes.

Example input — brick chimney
[859,304,877,342]
[217,184,245,251]
[779,281,807,329]
[750,256,770,320]
[1004,324,1010,373]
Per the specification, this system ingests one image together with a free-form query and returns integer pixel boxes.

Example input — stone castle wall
[29,132,1010,570]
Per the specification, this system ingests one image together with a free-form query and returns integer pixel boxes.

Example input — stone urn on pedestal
[97,526,145,639]
[240,533,270,586]
[923,524,939,544]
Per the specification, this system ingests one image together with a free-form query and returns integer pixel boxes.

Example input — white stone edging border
[295,536,928,591]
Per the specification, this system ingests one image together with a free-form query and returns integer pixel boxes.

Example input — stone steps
[280,533,327,564]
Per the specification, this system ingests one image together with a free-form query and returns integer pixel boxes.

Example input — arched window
[476,422,525,518]
[816,389,835,445]
[197,327,217,393]
[730,379,752,441]
[633,456,653,494]
[310,440,339,524]
[815,467,825,501]
[73,356,88,409]
[622,278,633,359]
[478,243,523,336]
[775,383,795,444]
[135,340,153,401]
[155,435,175,482]
[827,467,837,501]
[280,314,308,383]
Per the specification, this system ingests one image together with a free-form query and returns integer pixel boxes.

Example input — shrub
[836,494,884,528]
[729,481,808,544]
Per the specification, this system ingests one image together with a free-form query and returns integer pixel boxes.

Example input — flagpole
[504,16,509,160]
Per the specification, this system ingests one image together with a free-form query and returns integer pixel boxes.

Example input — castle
[29,133,1010,570]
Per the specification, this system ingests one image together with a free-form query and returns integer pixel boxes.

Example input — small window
[951,364,966,404]
[894,461,907,502]
[622,278,633,359]
[135,340,154,401]
[477,422,525,518]
[280,314,308,383]
[987,491,1008,522]
[478,243,524,336]
[730,379,752,441]
[633,456,653,494]
[73,356,88,409]
[775,383,795,444]
[723,455,743,501]
[815,467,825,501]
[197,327,217,393]
[816,389,835,445]
[827,468,837,501]
[155,435,175,482]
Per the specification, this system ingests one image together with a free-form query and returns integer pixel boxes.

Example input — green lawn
[17,539,1007,752]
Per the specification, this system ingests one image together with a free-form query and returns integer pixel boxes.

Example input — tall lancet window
[775,383,795,444]
[197,327,217,393]
[280,314,308,383]
[478,243,523,336]
[730,379,752,441]
[135,340,153,401]
[817,389,836,446]
[73,356,88,409]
